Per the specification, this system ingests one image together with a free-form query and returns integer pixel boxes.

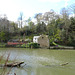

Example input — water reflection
[0,48,75,75]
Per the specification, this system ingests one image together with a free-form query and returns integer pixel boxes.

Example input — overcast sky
[0,0,75,21]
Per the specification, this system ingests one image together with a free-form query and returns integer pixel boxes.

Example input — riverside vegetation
[0,4,75,48]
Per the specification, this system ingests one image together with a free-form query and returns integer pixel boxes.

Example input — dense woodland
[0,6,75,46]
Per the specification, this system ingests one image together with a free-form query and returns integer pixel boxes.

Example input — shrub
[0,43,6,48]
[15,45,21,48]
[21,44,26,48]
[25,43,30,48]
[21,43,30,48]
[28,42,40,48]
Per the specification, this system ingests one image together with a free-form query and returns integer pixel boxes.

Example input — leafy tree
[23,26,31,36]
[55,18,64,29]
[36,22,47,34]
[47,19,61,47]
[68,17,75,46]
[0,15,10,32]
[0,31,5,42]
[60,7,71,44]
[29,21,36,34]
[69,17,75,32]
[10,22,19,35]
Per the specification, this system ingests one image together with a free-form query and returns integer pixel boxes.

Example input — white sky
[0,0,74,22]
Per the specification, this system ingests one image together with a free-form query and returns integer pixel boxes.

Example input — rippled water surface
[0,48,75,75]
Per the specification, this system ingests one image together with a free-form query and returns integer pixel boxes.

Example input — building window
[42,37,44,39]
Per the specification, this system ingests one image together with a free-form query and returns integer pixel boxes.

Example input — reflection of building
[33,34,49,48]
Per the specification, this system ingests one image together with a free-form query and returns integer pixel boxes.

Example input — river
[0,48,75,75]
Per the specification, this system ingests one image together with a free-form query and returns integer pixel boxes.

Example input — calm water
[0,48,75,75]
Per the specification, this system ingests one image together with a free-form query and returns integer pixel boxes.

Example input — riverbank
[50,46,75,49]
[0,43,75,49]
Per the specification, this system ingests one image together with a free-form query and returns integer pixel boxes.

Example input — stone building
[33,34,49,48]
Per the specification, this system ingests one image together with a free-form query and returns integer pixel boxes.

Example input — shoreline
[0,43,75,49]
[0,46,74,50]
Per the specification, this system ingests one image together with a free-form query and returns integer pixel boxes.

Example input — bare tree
[43,9,56,24]
[34,13,43,23]
[18,12,23,28]
[68,3,75,17]
[0,14,10,32]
